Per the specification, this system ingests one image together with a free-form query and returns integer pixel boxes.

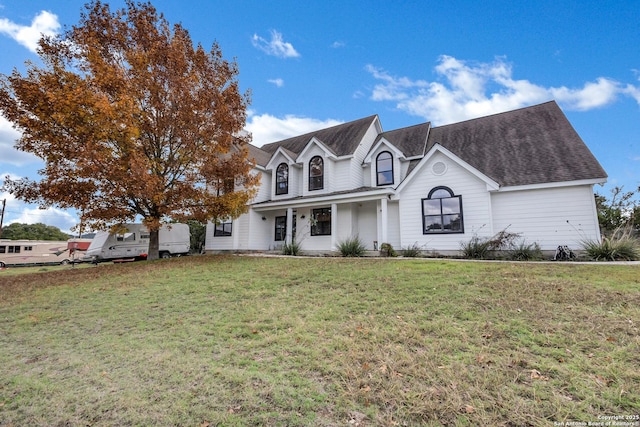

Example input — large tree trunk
[148,229,160,260]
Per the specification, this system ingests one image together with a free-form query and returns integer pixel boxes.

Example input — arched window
[309,156,324,191]
[376,151,393,186]
[276,163,289,195]
[422,186,464,233]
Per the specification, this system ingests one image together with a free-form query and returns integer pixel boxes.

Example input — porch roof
[251,186,394,211]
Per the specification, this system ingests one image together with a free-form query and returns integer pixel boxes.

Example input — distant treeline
[0,223,93,240]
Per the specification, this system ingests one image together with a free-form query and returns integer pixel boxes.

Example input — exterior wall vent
[432,161,447,176]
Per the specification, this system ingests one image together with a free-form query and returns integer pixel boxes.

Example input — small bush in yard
[338,236,366,257]
[379,242,397,257]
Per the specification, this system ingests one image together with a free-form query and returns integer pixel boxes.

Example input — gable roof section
[259,115,378,158]
[374,121,431,158]
[265,146,298,170]
[426,101,607,187]
[247,144,272,168]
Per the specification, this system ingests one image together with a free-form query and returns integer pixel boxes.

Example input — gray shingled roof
[259,115,378,157]
[248,101,606,188]
[247,144,272,168]
[427,101,607,186]
[376,122,430,157]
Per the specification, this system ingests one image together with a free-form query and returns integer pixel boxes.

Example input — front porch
[252,188,398,253]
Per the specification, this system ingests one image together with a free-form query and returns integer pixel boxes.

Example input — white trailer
[0,240,72,268]
[85,223,190,262]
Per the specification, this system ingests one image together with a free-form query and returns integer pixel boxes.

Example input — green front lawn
[1,256,638,426]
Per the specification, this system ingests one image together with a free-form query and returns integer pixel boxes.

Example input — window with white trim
[309,156,324,191]
[276,163,289,195]
[376,151,394,186]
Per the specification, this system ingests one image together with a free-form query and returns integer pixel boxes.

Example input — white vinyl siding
[356,201,378,250]
[386,201,401,249]
[252,169,271,203]
[333,159,352,192]
[490,185,600,250]
[335,204,354,243]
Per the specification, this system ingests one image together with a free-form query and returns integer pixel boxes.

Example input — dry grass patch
[1,256,638,426]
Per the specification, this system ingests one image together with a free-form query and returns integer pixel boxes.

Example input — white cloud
[623,83,640,105]
[549,77,620,110]
[331,41,345,48]
[366,55,638,125]
[0,116,39,166]
[0,10,60,53]
[268,78,284,87]
[245,113,343,147]
[251,30,300,58]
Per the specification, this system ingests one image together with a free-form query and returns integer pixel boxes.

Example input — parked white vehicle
[85,223,190,262]
[0,240,72,268]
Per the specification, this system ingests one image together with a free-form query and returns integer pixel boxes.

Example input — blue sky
[1,0,639,234]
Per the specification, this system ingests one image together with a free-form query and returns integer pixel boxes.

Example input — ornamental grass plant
[582,226,640,261]
[337,235,366,257]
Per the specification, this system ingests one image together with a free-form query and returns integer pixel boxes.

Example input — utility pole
[0,199,5,240]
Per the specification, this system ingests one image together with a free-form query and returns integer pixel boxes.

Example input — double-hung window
[422,187,464,233]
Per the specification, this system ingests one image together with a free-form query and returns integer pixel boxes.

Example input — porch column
[331,203,338,251]
[286,207,293,244]
[379,197,388,244]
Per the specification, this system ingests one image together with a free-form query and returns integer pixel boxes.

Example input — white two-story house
[205,101,607,255]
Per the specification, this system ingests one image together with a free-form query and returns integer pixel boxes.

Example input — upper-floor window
[422,186,464,234]
[276,163,289,195]
[376,151,394,186]
[309,156,324,191]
